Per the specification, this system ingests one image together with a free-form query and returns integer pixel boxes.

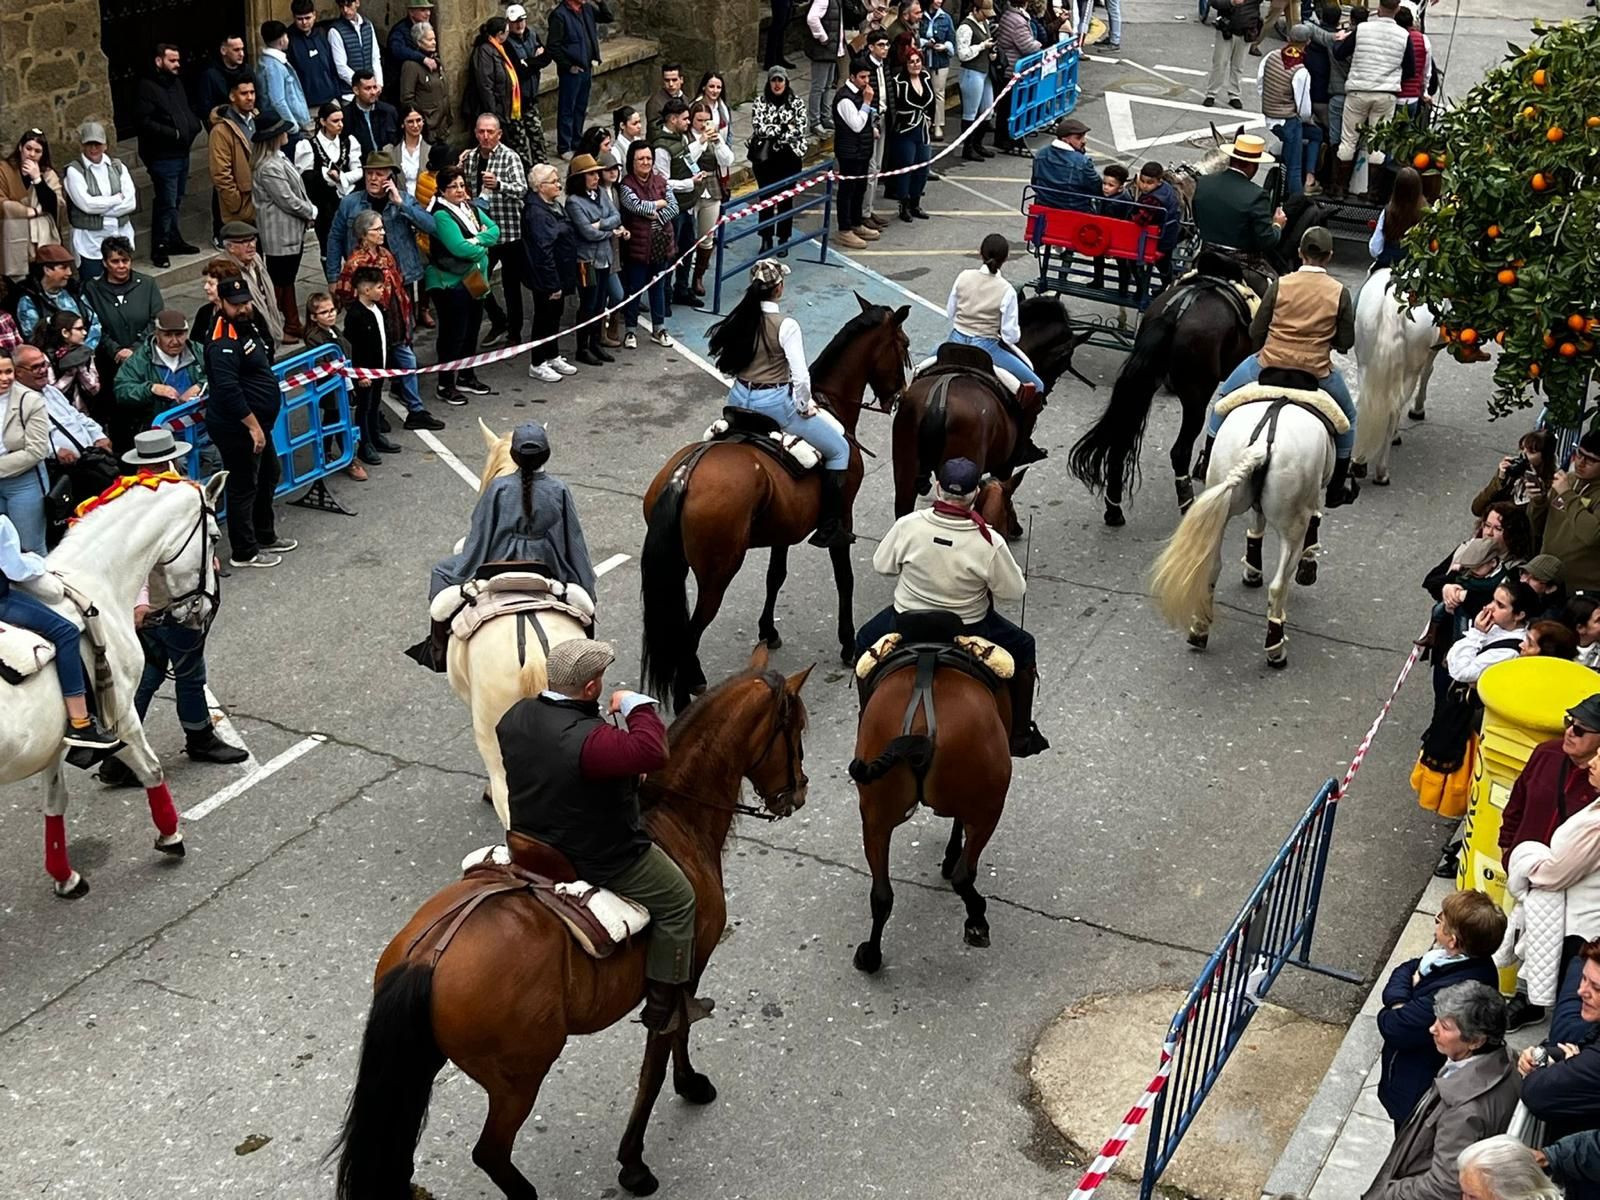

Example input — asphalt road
[0,4,1577,1197]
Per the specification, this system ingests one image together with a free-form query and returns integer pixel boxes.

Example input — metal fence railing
[710,161,835,314]
[1139,779,1358,1198]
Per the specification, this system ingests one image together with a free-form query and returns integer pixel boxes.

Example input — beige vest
[1259,271,1344,376]
[951,268,1012,339]
[741,312,791,386]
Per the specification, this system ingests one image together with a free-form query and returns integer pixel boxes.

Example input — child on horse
[854,457,1048,758]
[707,259,853,549]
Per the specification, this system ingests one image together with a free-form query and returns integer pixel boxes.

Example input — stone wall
[624,0,758,101]
[0,0,117,153]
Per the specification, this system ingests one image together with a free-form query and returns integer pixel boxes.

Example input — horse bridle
[647,673,805,822]
[152,486,222,638]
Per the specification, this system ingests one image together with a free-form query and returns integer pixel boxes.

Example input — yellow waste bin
[1457,657,1600,992]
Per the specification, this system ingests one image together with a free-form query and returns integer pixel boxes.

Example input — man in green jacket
[1533,431,1600,594]
[111,310,207,454]
[83,236,166,378]
[1191,133,1287,255]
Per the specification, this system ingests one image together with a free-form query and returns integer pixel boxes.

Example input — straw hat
[1223,133,1275,165]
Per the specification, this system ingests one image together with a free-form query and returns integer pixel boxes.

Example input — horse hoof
[853,942,883,974]
[154,834,186,858]
[838,645,855,667]
[53,871,90,899]
[1296,559,1319,587]
[761,630,783,650]
[1373,471,1391,487]
[674,1072,718,1105]
[618,1164,660,1196]
[1186,632,1209,651]
[1242,570,1264,589]
[1103,503,1126,527]
[1267,649,1289,669]
[1350,461,1367,479]
[1408,408,1426,421]
[964,924,991,949]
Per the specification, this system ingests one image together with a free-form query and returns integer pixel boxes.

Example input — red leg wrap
[45,813,71,883]
[146,781,180,837]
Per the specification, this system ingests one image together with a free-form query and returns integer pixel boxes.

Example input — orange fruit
[1544,332,1558,349]
[1532,172,1550,191]
[1534,68,1549,86]
[1460,328,1480,345]
[1429,238,1441,252]
[1495,330,1507,345]
[1589,116,1600,128]
[1413,151,1432,169]
[1523,105,1539,120]
[1570,313,1590,332]
[1498,268,1518,285]
[1561,342,1579,358]
[1529,362,1542,378]
[1487,224,1501,238]
[1549,126,1566,143]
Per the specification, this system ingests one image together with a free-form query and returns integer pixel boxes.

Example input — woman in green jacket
[426,165,501,405]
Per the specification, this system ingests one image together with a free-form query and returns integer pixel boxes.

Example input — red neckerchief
[932,499,992,543]
[1284,46,1306,66]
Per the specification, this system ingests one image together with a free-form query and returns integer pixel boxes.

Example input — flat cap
[1522,554,1564,585]
[546,639,617,691]
[1569,694,1600,733]
[34,243,73,264]
[1057,117,1090,137]
[219,220,258,240]
[154,309,190,332]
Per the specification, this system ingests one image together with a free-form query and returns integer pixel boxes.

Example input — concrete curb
[1261,875,1455,1199]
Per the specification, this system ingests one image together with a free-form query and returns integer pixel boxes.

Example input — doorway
[100,0,249,138]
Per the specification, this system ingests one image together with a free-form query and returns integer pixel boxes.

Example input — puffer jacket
[993,7,1041,73]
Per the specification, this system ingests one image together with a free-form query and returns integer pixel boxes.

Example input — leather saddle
[919,342,1036,421]
[708,407,816,479]
[857,610,1008,715]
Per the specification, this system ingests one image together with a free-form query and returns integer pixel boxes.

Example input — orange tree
[1375,17,1600,427]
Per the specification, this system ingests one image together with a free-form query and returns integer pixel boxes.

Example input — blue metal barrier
[1008,38,1081,140]
[1139,779,1358,1199]
[154,341,359,517]
[710,161,835,313]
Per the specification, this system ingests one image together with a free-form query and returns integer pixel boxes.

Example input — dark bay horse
[891,295,1093,517]
[330,646,813,1200]
[641,297,911,711]
[846,604,1016,971]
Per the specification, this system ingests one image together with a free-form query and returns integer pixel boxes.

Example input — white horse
[1352,267,1442,486]
[1149,381,1341,667]
[1,472,226,896]
[442,421,588,828]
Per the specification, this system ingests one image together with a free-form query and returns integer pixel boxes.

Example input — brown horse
[641,297,911,711]
[330,646,813,1200]
[891,294,1093,517]
[847,620,1014,971]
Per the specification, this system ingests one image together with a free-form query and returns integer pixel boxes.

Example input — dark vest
[649,129,694,182]
[499,695,652,882]
[288,25,343,106]
[805,0,842,61]
[332,17,376,78]
[833,86,874,160]
[960,16,993,77]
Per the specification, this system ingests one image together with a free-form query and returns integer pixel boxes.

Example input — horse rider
[1191,132,1287,283]
[945,233,1047,400]
[98,430,248,788]
[0,514,121,753]
[1195,225,1361,508]
[707,259,854,549]
[423,420,596,666]
[854,457,1049,758]
[497,637,714,1034]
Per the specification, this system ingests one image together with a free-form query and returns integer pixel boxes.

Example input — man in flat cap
[498,639,713,1034]
[1030,117,1099,210]
[112,309,207,453]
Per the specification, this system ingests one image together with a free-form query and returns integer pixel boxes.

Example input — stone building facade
[0,0,757,158]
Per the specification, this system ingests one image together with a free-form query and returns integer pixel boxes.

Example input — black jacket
[1376,956,1501,1126]
[343,99,401,157]
[342,299,398,378]
[135,72,204,161]
[195,58,253,122]
[1522,1029,1600,1144]
[203,311,281,426]
[522,195,578,294]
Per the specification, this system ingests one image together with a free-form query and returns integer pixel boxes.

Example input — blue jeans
[389,342,423,412]
[1207,353,1356,455]
[947,329,1046,394]
[1273,117,1323,196]
[557,69,592,155]
[0,464,48,552]
[727,381,850,469]
[135,624,212,734]
[854,603,1036,667]
[622,261,667,329]
[885,131,931,201]
[1079,0,1120,41]
[0,589,85,696]
[959,69,993,122]
[145,155,190,250]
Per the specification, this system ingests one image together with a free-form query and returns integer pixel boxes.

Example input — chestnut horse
[891,294,1093,517]
[641,298,911,711]
[330,646,813,1200]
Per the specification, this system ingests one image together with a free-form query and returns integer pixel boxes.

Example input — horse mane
[66,470,190,532]
[640,668,795,812]
[1018,293,1069,329]
[810,306,892,383]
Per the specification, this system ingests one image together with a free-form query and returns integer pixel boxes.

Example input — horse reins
[646,672,804,821]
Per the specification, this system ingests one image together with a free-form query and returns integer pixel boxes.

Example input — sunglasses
[1567,715,1599,737]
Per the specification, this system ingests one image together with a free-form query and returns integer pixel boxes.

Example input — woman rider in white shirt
[707,259,853,549]
[944,234,1045,394]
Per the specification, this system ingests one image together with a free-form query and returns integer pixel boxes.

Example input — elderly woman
[1361,982,1519,1200]
[0,348,51,551]
[564,154,620,368]
[522,163,579,384]
[251,114,317,343]
[0,129,66,281]
[294,104,364,259]
[400,22,455,146]
[331,209,433,426]
[617,142,678,350]
[1461,1137,1565,1200]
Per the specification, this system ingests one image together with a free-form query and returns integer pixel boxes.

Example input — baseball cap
[512,421,549,457]
[1300,225,1334,256]
[506,3,528,18]
[78,121,108,145]
[937,457,982,495]
[768,65,790,82]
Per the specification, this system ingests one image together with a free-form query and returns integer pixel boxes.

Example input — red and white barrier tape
[264,38,1078,390]
[1335,620,1429,801]
[1065,1039,1178,1200]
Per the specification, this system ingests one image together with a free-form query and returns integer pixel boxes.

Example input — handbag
[749,136,773,169]
[647,215,675,264]
[461,267,491,299]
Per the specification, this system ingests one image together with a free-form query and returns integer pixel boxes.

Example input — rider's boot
[429,618,450,671]
[1325,456,1360,508]
[640,979,716,1034]
[62,714,121,752]
[1192,434,1216,481]
[1007,667,1050,758]
[809,469,856,548]
[1329,156,1353,199]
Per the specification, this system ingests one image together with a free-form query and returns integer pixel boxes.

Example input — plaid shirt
[461,142,528,242]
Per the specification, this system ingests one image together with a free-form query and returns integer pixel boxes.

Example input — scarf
[434,196,483,238]
[1283,46,1305,67]
[492,40,522,119]
[932,498,992,544]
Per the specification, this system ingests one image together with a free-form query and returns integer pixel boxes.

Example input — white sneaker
[528,362,563,383]
[549,356,578,376]
[623,331,638,349]
[650,328,674,348]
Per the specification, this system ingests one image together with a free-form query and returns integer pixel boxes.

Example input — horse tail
[330,963,446,1200]
[640,472,691,702]
[1149,441,1268,630]
[1351,272,1411,463]
[1068,307,1176,496]
[849,734,935,786]
[915,391,948,482]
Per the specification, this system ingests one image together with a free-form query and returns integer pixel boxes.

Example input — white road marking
[182,734,326,821]
[939,176,1015,213]
[638,318,732,386]
[384,396,483,491]
[203,684,258,770]
[1103,90,1266,151]
[594,553,631,576]
[824,250,949,318]
[1154,64,1207,76]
